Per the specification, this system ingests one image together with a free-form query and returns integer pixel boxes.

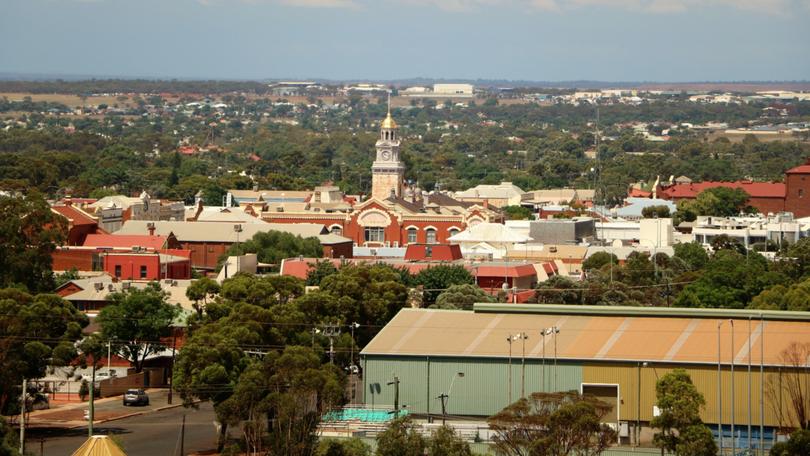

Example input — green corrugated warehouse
[360,303,810,449]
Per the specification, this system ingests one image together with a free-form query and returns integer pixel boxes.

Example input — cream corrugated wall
[583,363,807,428]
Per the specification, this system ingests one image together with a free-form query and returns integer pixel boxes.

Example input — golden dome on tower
[381,112,398,129]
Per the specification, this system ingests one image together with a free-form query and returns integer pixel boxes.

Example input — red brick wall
[747,196,786,215]
[785,173,810,217]
[104,255,160,280]
[52,249,94,271]
[323,242,353,259]
[181,241,230,270]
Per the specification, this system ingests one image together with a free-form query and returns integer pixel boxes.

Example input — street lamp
[348,322,360,405]
[717,320,725,452]
[519,333,529,398]
[438,372,465,425]
[506,334,520,404]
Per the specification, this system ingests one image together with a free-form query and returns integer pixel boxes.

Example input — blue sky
[1,0,809,81]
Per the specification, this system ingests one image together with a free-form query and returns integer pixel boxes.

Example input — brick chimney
[147,222,155,236]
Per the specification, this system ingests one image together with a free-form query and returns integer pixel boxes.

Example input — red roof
[52,205,98,226]
[786,164,810,174]
[659,181,786,199]
[628,188,653,198]
[83,234,167,251]
[475,264,538,278]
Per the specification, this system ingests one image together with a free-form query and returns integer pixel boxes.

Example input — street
[25,402,218,456]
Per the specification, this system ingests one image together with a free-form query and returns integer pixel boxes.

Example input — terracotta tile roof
[786,164,810,174]
[660,181,786,199]
[52,205,97,226]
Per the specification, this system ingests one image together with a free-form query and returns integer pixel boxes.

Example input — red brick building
[259,111,501,245]
[657,161,810,217]
[51,204,103,246]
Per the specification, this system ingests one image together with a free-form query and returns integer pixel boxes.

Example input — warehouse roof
[361,304,810,367]
[116,220,328,242]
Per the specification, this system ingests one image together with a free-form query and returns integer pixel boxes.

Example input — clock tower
[371,98,405,200]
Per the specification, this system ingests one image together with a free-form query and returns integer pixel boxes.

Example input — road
[25,402,218,456]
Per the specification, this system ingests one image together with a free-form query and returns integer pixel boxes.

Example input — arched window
[448,228,460,238]
[330,225,343,236]
[426,228,437,244]
[407,227,418,244]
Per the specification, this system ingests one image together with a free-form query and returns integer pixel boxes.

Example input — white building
[691,213,810,248]
[433,83,474,97]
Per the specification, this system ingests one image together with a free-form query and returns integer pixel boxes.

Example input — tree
[434,284,495,310]
[97,284,180,373]
[185,277,221,317]
[582,252,618,272]
[534,275,582,305]
[0,289,87,414]
[317,438,371,456]
[651,369,716,456]
[488,391,617,456]
[641,205,670,218]
[220,231,322,272]
[771,429,810,456]
[766,342,810,431]
[375,417,427,456]
[673,242,709,271]
[682,187,752,217]
[750,278,810,312]
[502,205,533,220]
[0,417,19,456]
[413,265,475,305]
[0,194,66,292]
[306,259,339,286]
[429,425,472,456]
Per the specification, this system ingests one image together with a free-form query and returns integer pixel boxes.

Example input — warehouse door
[582,384,619,423]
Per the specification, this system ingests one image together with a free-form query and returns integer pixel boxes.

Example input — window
[364,227,385,243]
[330,226,343,236]
[800,189,805,198]
[425,246,433,258]
[407,228,418,244]
[426,228,437,244]
[91,254,104,272]
[114,265,121,277]
[139,265,148,279]
[449,228,460,238]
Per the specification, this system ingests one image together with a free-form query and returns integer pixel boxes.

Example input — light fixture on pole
[349,322,360,404]
[729,319,735,456]
[438,372,465,425]
[519,333,528,398]
[717,320,725,452]
[506,334,519,404]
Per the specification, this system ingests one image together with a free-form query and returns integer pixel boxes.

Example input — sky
[1,0,809,82]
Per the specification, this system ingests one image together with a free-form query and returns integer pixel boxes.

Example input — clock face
[381,150,391,160]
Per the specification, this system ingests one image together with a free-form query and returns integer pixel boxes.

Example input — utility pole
[437,393,449,425]
[19,378,25,455]
[168,330,177,405]
[387,376,400,414]
[506,335,514,404]
[179,414,186,456]
[88,363,96,437]
[520,333,528,398]
[323,324,341,364]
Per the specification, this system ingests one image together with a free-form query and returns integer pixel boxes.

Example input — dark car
[123,389,149,406]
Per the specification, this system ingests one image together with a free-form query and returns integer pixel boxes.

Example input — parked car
[122,389,149,406]
[81,371,116,383]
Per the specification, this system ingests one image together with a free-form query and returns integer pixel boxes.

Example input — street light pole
[552,327,560,391]
[520,333,528,398]
[507,335,514,404]
[730,319,735,456]
[718,320,724,453]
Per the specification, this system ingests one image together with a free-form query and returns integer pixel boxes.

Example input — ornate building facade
[255,110,501,249]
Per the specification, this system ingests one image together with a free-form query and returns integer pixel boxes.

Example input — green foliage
[0,417,20,456]
[306,260,339,286]
[488,391,617,456]
[185,277,221,317]
[651,369,716,456]
[501,205,533,221]
[673,242,710,271]
[97,284,180,372]
[434,284,496,310]
[582,252,618,271]
[0,194,66,292]
[0,289,87,414]
[220,231,322,272]
[429,426,473,456]
[375,417,427,456]
[413,265,475,305]
[316,438,371,456]
[679,187,752,218]
[779,238,810,280]
[771,429,810,456]
[534,275,582,305]
[675,250,786,308]
[641,205,671,218]
[750,278,810,311]
[54,267,81,288]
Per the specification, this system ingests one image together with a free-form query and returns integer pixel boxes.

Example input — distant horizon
[1,72,809,89]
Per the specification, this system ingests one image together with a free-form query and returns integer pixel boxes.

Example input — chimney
[147,222,156,236]
[483,199,489,209]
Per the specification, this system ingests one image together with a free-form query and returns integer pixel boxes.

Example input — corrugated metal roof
[362,305,810,367]
[116,220,327,242]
